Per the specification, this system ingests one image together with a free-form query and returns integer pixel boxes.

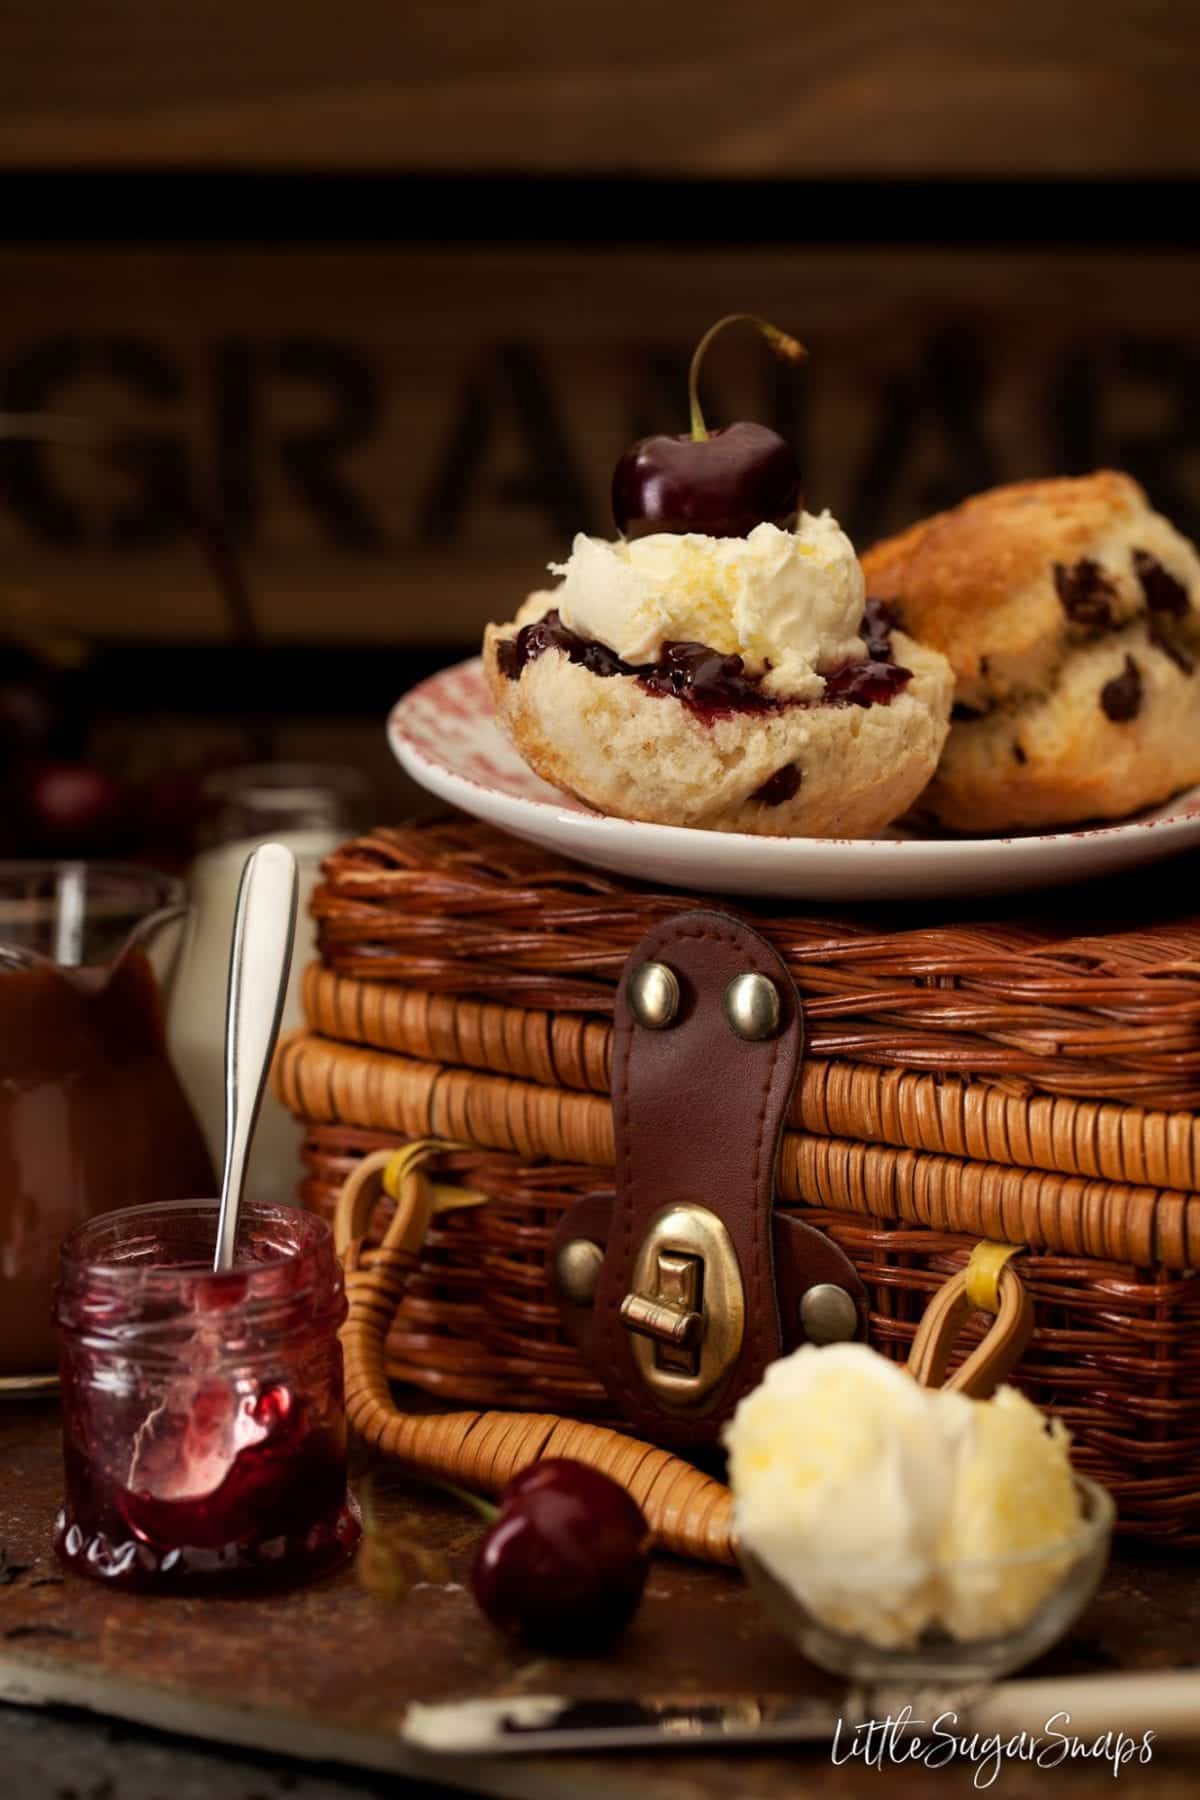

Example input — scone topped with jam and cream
[485,317,953,838]
[862,472,1200,832]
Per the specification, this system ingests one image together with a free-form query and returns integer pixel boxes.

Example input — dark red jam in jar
[54,1200,360,1592]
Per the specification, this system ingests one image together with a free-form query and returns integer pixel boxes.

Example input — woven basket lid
[313,816,1200,1112]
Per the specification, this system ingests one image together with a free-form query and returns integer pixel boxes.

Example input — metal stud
[555,1238,604,1305]
[800,1282,859,1345]
[722,971,781,1041]
[628,960,680,1030]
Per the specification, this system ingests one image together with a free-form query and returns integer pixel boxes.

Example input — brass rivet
[722,971,781,1041]
[555,1238,604,1305]
[800,1283,859,1345]
[629,960,680,1030]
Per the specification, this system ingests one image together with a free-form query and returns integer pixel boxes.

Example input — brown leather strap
[772,1211,867,1343]
[590,910,802,1448]
[907,1258,1034,1398]
[551,1195,870,1439]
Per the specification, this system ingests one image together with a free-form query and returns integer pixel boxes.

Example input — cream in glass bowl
[726,1343,1114,1682]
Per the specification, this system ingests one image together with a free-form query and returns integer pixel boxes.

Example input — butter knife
[403,1670,1200,1756]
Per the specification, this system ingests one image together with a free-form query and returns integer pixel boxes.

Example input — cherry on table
[21,759,129,855]
[611,313,807,542]
[471,1458,652,1651]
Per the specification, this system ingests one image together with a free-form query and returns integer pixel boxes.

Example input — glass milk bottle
[167,765,363,1208]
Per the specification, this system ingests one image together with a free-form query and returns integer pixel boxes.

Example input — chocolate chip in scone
[752,762,802,806]
[861,598,900,660]
[1149,619,1195,675]
[1133,549,1189,617]
[1100,655,1143,722]
[495,637,521,679]
[1054,559,1116,628]
[979,655,990,677]
[951,701,988,722]
[1012,742,1028,764]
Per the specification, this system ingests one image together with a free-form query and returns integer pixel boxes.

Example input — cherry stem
[688,314,808,442]
[429,1476,501,1526]
[364,1462,502,1527]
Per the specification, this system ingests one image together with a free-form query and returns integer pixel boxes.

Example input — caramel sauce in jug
[0,949,214,1375]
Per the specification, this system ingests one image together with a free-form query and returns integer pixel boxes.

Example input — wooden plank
[0,1,1194,176]
[3,1405,1200,1798]
[1,243,1199,649]
[0,1658,504,1799]
[0,1403,848,1800]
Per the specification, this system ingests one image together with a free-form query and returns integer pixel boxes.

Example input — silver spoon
[212,842,299,1272]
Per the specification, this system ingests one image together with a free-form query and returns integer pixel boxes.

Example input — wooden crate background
[2,243,1199,656]
[1,0,1193,176]
[1,0,1197,771]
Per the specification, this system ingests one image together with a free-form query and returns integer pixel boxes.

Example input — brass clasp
[620,1204,744,1408]
[621,1249,704,1374]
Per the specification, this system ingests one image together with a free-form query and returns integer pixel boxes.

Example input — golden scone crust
[484,611,953,839]
[861,472,1200,830]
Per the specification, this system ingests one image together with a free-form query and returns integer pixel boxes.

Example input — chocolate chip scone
[861,472,1200,832]
[484,588,953,839]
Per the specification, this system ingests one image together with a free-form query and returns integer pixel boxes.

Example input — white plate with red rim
[389,658,1200,902]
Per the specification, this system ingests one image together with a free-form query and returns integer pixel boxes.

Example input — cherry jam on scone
[497,599,913,726]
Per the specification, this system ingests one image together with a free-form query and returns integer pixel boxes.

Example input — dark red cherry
[611,314,807,541]
[613,421,800,541]
[22,759,128,854]
[471,1458,651,1651]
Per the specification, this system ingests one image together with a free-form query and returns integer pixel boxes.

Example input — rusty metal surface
[2,1401,1199,1799]
[0,1704,449,1800]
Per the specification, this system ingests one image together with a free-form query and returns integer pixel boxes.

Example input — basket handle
[333,1142,735,1566]
[906,1242,1033,1398]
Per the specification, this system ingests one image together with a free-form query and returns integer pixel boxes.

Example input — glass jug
[0,863,215,1381]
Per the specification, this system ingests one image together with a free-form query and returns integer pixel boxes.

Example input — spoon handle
[213,842,299,1273]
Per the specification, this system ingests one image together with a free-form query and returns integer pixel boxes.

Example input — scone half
[862,471,1200,832]
[915,619,1200,834]
[484,599,953,839]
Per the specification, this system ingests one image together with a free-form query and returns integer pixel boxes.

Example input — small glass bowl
[738,1474,1115,1683]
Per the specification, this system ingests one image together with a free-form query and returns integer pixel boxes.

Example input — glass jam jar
[55,1200,360,1591]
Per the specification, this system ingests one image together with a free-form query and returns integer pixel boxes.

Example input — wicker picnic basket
[274,816,1200,1551]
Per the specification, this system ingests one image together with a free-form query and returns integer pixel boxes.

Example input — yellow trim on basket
[381,1141,487,1214]
[965,1240,1024,1315]
[382,1141,448,1198]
